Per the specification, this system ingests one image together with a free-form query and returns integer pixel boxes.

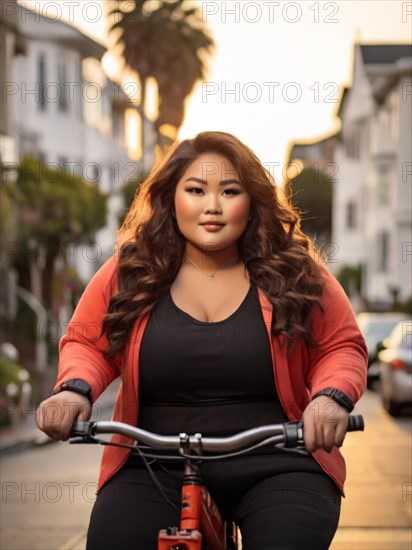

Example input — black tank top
[138,284,289,435]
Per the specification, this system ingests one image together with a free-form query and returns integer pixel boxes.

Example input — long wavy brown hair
[103,131,325,357]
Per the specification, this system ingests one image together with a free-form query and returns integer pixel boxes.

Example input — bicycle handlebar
[347,414,364,432]
[69,415,364,454]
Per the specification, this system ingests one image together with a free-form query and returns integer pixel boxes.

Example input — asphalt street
[0,387,411,550]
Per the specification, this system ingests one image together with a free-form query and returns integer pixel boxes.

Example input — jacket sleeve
[55,255,121,403]
[306,267,368,404]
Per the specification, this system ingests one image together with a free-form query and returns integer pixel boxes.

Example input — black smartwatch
[52,378,92,404]
[311,387,354,413]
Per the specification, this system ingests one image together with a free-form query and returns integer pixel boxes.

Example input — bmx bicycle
[70,415,364,550]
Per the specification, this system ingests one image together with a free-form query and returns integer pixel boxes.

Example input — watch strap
[52,378,92,404]
[311,387,354,413]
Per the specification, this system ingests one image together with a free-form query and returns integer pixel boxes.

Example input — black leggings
[87,456,341,550]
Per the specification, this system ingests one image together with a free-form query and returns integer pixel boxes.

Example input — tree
[0,179,19,321]
[285,167,333,244]
[336,264,362,295]
[118,169,148,227]
[4,158,107,309]
[108,0,214,155]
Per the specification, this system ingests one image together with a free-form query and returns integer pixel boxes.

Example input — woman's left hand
[302,395,349,453]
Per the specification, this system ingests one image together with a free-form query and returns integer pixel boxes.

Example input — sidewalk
[0,379,120,454]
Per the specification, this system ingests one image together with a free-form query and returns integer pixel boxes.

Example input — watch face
[71,379,89,392]
[63,379,91,397]
[52,379,92,403]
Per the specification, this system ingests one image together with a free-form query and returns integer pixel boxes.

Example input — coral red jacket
[56,256,367,495]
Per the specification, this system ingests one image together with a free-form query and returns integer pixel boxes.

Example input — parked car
[356,312,410,386]
[378,320,412,416]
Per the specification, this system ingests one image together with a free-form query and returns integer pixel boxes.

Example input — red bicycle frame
[158,461,237,550]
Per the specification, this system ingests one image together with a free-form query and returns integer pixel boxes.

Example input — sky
[18,0,412,183]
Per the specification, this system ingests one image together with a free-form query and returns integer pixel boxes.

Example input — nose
[204,194,222,215]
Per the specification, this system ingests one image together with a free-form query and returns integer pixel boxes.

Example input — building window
[378,108,390,148]
[37,54,47,111]
[345,123,361,160]
[57,156,68,169]
[75,159,83,176]
[57,56,68,112]
[113,110,125,146]
[346,201,357,229]
[363,118,370,153]
[377,231,390,272]
[389,90,399,143]
[377,167,390,206]
[108,165,116,192]
[77,62,83,120]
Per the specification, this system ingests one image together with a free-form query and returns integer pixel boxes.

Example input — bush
[336,265,362,296]
[0,355,31,427]
[398,295,412,315]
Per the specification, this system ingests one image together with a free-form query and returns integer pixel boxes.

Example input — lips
[200,223,225,231]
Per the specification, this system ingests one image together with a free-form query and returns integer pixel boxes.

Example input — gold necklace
[184,254,238,281]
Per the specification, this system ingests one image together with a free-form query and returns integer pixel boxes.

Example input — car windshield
[386,323,412,350]
[363,321,399,340]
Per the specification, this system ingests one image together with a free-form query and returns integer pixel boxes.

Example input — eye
[223,188,241,196]
[186,187,204,195]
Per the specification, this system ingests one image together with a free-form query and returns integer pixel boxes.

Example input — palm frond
[106,0,215,142]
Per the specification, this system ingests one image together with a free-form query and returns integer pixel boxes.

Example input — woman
[37,131,367,549]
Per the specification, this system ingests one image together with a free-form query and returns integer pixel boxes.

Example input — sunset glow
[18,0,411,183]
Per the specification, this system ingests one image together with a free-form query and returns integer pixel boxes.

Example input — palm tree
[108,0,214,161]
[150,2,214,132]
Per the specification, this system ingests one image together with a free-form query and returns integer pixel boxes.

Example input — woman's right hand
[36,392,92,441]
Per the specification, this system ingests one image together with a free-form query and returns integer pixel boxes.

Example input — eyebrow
[184,177,242,186]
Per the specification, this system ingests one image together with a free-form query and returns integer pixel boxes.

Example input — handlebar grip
[69,421,95,443]
[70,421,90,437]
[347,415,364,432]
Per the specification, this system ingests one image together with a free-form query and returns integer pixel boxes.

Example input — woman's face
[174,152,251,256]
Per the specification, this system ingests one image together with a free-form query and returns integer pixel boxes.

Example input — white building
[333,44,412,308]
[0,0,26,165]
[0,0,26,321]
[288,43,412,309]
[12,4,136,280]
